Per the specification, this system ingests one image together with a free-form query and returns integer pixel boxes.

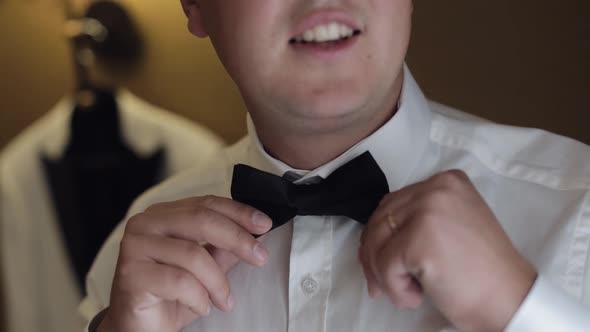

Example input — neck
[251,79,403,170]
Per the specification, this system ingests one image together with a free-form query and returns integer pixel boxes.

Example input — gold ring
[387,212,399,233]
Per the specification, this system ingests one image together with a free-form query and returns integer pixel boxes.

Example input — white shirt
[0,90,224,332]
[82,68,590,331]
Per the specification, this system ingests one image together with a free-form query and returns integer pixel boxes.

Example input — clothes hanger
[42,0,165,292]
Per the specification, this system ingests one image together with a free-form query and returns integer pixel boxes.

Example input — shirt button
[301,276,318,294]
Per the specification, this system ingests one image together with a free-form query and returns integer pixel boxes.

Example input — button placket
[287,215,332,332]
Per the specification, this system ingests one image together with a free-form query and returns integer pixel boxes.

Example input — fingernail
[227,294,235,310]
[253,243,269,263]
[204,305,211,316]
[252,211,272,229]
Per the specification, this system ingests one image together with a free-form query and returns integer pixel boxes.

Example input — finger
[143,196,273,235]
[116,261,212,317]
[365,189,415,251]
[364,202,414,284]
[122,234,234,312]
[126,207,269,267]
[209,247,240,274]
[358,244,383,299]
[209,232,272,273]
[371,186,419,225]
[199,196,273,235]
[359,227,368,247]
[373,232,424,309]
[176,305,202,330]
[358,229,382,297]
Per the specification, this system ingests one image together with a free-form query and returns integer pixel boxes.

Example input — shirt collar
[245,65,433,191]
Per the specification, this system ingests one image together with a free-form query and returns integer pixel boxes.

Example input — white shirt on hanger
[0,89,224,332]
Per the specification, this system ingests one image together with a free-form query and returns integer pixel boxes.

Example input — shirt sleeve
[504,275,590,332]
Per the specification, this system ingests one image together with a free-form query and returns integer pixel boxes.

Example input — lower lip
[289,35,360,59]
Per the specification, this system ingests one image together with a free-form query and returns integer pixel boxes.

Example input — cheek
[209,2,284,81]
[367,0,412,68]
[370,0,412,37]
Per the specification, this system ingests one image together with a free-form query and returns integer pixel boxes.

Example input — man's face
[194,0,412,128]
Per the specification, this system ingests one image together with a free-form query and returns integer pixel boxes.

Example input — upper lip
[290,9,363,40]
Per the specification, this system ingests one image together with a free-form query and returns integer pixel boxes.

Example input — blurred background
[0,0,588,331]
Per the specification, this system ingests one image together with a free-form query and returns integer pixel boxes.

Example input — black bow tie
[231,151,389,233]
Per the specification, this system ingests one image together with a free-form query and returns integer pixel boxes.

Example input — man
[82,0,590,331]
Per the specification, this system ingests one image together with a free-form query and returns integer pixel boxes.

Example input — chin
[282,98,372,135]
[292,84,373,120]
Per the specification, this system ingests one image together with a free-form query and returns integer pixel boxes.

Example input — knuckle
[378,193,394,207]
[186,240,208,256]
[201,195,217,207]
[411,214,443,253]
[376,256,399,289]
[183,242,208,268]
[414,209,438,227]
[188,206,216,227]
[144,202,167,212]
[418,255,437,280]
[381,258,397,285]
[424,187,453,209]
[434,169,468,189]
[447,168,469,180]
[193,205,215,220]
[117,261,136,280]
[118,235,137,257]
[237,204,256,224]
[411,210,441,239]
[125,213,146,232]
[193,292,212,315]
[126,212,161,235]
[169,268,193,290]
[364,234,378,256]
[234,228,253,253]
[403,246,428,278]
[390,295,405,308]
[213,277,231,300]
[191,282,209,301]
[181,286,209,313]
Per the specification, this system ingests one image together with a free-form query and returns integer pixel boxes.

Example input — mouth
[289,22,362,46]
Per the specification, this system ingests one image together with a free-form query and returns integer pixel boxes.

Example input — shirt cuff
[505,275,589,332]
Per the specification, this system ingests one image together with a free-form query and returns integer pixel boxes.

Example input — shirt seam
[430,121,590,191]
[564,189,590,302]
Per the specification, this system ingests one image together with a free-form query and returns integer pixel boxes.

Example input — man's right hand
[96,195,273,332]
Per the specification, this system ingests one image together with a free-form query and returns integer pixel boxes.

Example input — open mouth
[289,22,362,47]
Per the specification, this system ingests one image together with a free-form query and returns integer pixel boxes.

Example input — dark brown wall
[408,0,590,144]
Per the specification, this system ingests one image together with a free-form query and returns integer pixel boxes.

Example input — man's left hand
[359,170,537,332]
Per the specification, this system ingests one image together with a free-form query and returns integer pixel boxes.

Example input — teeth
[293,22,355,43]
[303,29,315,42]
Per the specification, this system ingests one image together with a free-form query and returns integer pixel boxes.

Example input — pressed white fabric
[0,90,224,332]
